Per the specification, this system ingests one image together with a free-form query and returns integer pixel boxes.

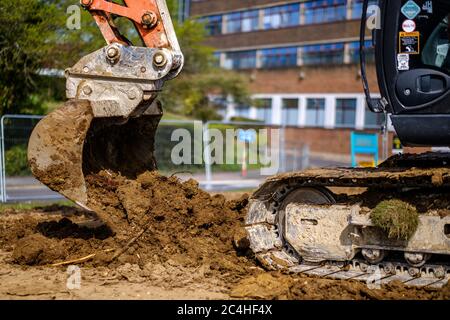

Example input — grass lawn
[0,200,74,212]
[161,112,194,121]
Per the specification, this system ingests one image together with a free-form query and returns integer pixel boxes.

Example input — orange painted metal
[82,0,169,48]
[91,13,129,45]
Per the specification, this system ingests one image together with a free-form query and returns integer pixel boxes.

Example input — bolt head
[408,267,420,277]
[142,11,158,28]
[105,46,121,64]
[107,47,119,58]
[82,85,92,96]
[153,52,167,67]
[80,0,93,7]
[383,263,396,275]
[127,90,137,100]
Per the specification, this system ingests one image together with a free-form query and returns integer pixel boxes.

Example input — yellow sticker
[399,31,420,54]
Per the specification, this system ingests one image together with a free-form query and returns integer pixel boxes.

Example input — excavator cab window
[422,15,450,72]
[370,0,450,146]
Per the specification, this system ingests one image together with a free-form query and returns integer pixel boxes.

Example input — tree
[0,0,64,114]
[0,0,114,115]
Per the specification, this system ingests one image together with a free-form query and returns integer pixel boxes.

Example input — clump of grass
[370,199,419,240]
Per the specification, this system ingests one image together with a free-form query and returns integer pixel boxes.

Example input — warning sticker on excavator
[399,32,420,54]
[397,54,410,70]
[402,19,416,33]
[401,0,421,19]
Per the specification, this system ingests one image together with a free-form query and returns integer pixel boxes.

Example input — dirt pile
[2,171,254,286]
[13,234,67,265]
[1,210,117,267]
[83,170,252,272]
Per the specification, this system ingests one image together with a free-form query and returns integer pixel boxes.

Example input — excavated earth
[0,171,449,300]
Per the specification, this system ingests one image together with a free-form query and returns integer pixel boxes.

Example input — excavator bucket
[28,99,161,211]
[28,100,94,207]
[27,0,183,225]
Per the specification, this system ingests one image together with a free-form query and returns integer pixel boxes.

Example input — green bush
[5,145,30,176]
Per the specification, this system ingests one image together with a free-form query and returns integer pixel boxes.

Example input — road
[3,177,63,202]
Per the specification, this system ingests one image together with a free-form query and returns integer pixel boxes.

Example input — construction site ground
[0,172,449,300]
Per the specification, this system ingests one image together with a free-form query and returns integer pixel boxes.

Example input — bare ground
[0,173,449,300]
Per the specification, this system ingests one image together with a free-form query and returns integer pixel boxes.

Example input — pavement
[3,177,63,202]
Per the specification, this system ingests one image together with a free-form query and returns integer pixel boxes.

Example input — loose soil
[0,172,449,300]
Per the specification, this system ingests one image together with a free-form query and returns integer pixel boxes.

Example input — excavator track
[245,153,450,288]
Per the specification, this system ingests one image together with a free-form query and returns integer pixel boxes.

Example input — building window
[263,3,300,30]
[304,0,347,25]
[302,43,345,65]
[199,15,222,36]
[261,47,298,68]
[255,99,273,123]
[364,104,385,128]
[348,40,375,64]
[306,98,325,127]
[351,0,379,20]
[282,99,299,126]
[235,105,250,118]
[224,50,257,70]
[335,98,357,128]
[225,10,259,34]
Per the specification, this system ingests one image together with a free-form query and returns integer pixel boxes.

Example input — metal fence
[202,121,310,191]
[0,115,310,202]
[0,115,52,202]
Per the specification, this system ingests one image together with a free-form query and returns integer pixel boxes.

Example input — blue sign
[238,130,256,143]
[401,1,421,20]
[350,132,379,168]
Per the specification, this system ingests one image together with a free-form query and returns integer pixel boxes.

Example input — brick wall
[242,64,378,94]
[284,127,394,161]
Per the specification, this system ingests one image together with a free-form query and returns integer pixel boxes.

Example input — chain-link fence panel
[154,120,206,178]
[202,121,311,191]
[0,115,61,202]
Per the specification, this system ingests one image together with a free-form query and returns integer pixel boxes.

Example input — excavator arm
[81,0,173,47]
[28,0,183,214]
[67,0,183,118]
